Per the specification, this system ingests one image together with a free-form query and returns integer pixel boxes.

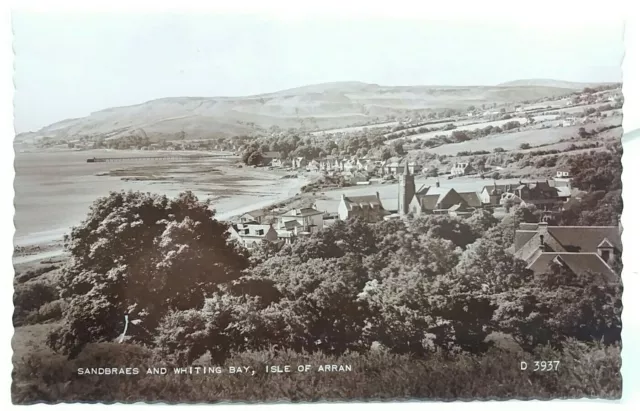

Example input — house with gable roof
[396,162,482,218]
[480,180,567,210]
[514,221,621,282]
[408,185,476,217]
[278,206,325,234]
[338,192,387,222]
[228,222,279,250]
[450,162,474,176]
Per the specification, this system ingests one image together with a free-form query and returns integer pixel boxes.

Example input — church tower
[398,161,416,215]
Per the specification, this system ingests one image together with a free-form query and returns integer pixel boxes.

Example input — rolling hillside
[498,79,617,89]
[16,81,600,142]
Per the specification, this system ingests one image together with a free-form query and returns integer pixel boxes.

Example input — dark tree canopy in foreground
[48,192,622,365]
[49,191,249,358]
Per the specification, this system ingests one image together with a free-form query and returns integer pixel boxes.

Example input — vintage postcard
[12,11,624,403]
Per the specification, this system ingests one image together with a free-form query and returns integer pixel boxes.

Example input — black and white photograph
[11,10,625,404]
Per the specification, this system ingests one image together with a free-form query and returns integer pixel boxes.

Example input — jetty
[86,155,219,163]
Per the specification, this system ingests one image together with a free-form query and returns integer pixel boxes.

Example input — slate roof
[458,191,483,208]
[244,209,267,218]
[379,197,398,212]
[528,252,617,283]
[343,195,384,210]
[283,220,302,229]
[546,226,622,253]
[514,230,538,251]
[284,207,324,217]
[556,187,572,198]
[482,181,560,197]
[519,223,539,231]
[482,184,510,194]
[232,223,273,238]
[514,224,622,265]
[419,194,440,210]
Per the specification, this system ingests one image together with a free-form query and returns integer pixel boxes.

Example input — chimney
[436,180,440,188]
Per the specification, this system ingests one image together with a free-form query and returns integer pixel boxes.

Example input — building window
[601,250,611,262]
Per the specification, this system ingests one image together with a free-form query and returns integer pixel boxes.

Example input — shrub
[50,191,249,359]
[15,265,59,284]
[12,342,621,403]
[14,282,58,316]
[30,300,69,324]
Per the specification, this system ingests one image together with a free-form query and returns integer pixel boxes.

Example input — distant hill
[15,80,608,142]
[498,78,616,89]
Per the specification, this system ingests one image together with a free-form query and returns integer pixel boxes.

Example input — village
[227,156,620,280]
[225,84,623,282]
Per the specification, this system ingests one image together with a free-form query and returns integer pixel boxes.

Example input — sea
[13,149,306,249]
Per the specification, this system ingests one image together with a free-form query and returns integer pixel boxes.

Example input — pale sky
[12,13,624,133]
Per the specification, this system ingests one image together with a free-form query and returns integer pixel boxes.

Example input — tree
[512,203,538,223]
[467,209,499,235]
[380,147,393,161]
[359,235,494,354]
[48,191,249,358]
[578,127,590,139]
[247,150,264,166]
[568,148,621,192]
[155,293,266,364]
[454,238,531,294]
[451,131,471,142]
[493,264,622,351]
[248,255,372,354]
[392,141,405,156]
[242,148,264,166]
[411,215,479,249]
[425,165,439,177]
[559,190,622,226]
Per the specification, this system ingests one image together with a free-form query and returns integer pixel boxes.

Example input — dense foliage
[45,191,622,367]
[13,340,621,403]
[48,191,249,358]
[558,143,623,226]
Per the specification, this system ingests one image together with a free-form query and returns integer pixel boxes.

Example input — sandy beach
[13,148,311,262]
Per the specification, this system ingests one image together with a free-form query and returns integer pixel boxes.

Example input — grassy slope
[16,83,581,142]
[12,340,621,404]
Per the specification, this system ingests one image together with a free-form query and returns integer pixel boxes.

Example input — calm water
[13,149,305,247]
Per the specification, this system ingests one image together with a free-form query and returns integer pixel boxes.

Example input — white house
[338,193,386,222]
[228,223,279,249]
[450,162,473,176]
[278,207,325,233]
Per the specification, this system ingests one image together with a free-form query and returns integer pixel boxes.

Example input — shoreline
[13,154,318,265]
